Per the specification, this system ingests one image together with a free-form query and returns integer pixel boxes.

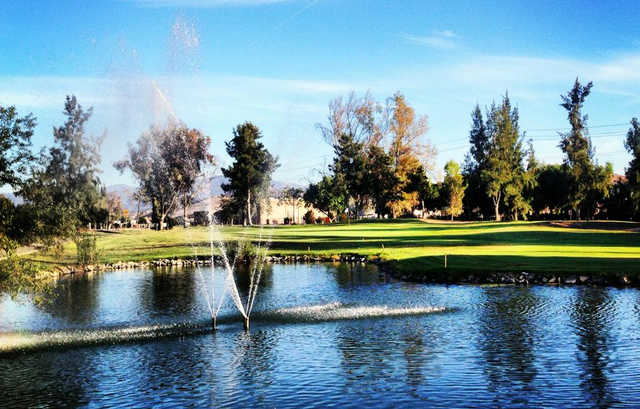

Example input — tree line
[1,78,640,267]
[303,79,640,222]
[0,96,278,273]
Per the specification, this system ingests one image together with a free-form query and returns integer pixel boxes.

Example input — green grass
[27,219,640,276]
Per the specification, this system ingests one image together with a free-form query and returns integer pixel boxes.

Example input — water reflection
[37,274,103,324]
[571,287,617,408]
[2,265,640,407]
[331,263,382,289]
[138,267,197,316]
[476,287,540,407]
[0,349,94,408]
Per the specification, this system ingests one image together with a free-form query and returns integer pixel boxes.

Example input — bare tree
[316,91,388,148]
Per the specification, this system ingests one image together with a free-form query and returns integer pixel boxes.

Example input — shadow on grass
[256,229,640,250]
[391,254,640,276]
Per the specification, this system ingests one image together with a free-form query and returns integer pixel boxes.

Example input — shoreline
[51,253,640,288]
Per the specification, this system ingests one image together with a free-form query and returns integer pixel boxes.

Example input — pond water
[1,263,640,408]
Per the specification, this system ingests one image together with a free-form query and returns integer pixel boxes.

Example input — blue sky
[1,0,640,189]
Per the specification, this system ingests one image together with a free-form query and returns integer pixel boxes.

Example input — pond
[1,263,640,408]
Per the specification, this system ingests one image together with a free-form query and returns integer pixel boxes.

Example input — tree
[624,117,640,216]
[386,92,435,217]
[559,78,597,218]
[443,160,466,220]
[604,177,633,220]
[20,96,103,248]
[0,105,36,189]
[303,175,347,222]
[365,145,399,218]
[221,122,279,226]
[463,104,492,219]
[481,94,526,221]
[329,133,368,217]
[159,126,214,226]
[115,122,212,230]
[105,193,123,229]
[316,91,387,148]
[532,164,570,217]
[407,165,432,218]
[278,187,305,224]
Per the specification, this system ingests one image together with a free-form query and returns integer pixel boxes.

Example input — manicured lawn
[28,219,640,275]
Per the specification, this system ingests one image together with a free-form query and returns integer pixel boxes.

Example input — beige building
[257,197,328,225]
[175,195,328,225]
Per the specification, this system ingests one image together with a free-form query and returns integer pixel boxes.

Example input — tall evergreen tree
[0,106,36,189]
[365,145,399,218]
[406,164,431,218]
[481,94,526,221]
[221,122,278,226]
[624,117,640,216]
[463,104,492,219]
[20,96,103,246]
[329,133,368,218]
[559,78,596,218]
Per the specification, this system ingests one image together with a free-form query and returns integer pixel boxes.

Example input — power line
[524,122,630,132]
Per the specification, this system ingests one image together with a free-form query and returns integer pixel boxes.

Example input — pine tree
[625,117,640,217]
[221,122,278,226]
[463,104,492,219]
[329,133,368,218]
[21,96,103,244]
[559,78,595,218]
[482,94,526,221]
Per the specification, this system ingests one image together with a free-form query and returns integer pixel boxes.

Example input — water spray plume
[0,304,447,354]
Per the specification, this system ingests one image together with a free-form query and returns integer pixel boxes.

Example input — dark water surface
[1,263,640,408]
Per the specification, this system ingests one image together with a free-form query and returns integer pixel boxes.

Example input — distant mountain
[205,176,301,197]
[105,184,149,213]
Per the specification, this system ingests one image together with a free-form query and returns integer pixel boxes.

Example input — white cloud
[401,30,459,50]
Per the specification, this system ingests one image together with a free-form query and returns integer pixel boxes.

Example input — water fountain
[189,202,271,331]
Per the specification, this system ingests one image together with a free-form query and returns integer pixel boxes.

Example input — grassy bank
[26,219,640,276]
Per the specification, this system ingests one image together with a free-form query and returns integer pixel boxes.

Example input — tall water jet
[187,187,272,331]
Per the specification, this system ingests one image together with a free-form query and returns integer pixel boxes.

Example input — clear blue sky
[1,0,639,188]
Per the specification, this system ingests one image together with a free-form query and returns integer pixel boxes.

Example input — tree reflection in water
[571,287,618,408]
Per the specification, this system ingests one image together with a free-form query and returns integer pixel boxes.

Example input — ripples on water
[1,264,640,408]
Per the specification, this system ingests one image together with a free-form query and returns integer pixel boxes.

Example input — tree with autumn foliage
[387,92,435,217]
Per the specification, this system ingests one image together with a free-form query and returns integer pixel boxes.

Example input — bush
[284,217,290,225]
[75,233,101,266]
[338,213,348,224]
[303,210,315,224]
[192,211,209,226]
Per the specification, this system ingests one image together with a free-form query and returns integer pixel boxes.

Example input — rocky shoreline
[53,254,639,288]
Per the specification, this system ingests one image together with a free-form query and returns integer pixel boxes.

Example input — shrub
[192,211,209,226]
[303,210,315,224]
[74,233,101,266]
[284,217,290,225]
[338,213,348,224]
